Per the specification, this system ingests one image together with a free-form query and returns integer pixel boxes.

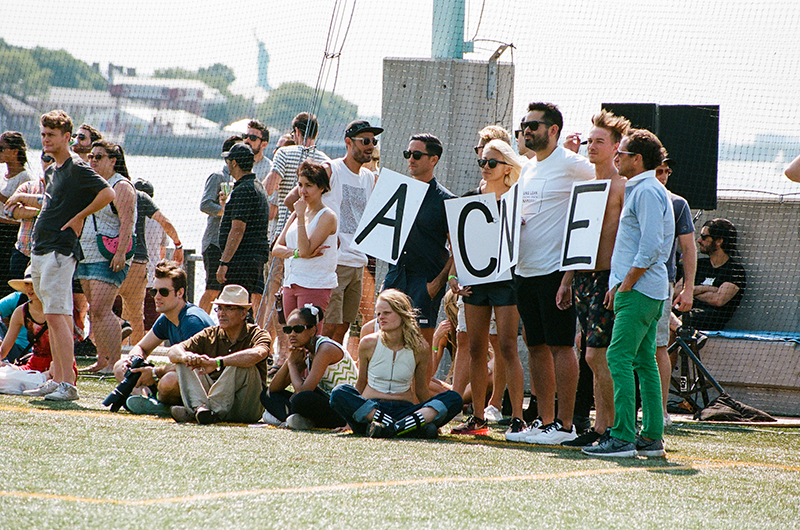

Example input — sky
[2,0,800,144]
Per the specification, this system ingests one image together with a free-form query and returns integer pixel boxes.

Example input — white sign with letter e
[560,180,610,271]
[350,168,428,265]
[445,194,512,286]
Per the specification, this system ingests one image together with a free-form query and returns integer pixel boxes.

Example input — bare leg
[84,279,122,372]
[47,313,77,385]
[198,289,219,315]
[118,261,147,343]
[656,345,672,415]
[551,344,578,429]
[494,305,524,420]
[586,346,614,432]
[528,343,556,424]
[487,333,505,410]
[464,304,491,420]
[451,330,470,396]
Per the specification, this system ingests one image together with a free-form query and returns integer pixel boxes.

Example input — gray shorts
[656,283,674,347]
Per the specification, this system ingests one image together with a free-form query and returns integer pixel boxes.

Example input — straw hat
[8,266,33,293]
[211,284,252,308]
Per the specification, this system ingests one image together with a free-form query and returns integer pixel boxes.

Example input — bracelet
[175,243,183,250]
[217,358,225,371]
[293,249,299,259]
[219,260,229,267]
[448,275,458,282]
[432,347,438,353]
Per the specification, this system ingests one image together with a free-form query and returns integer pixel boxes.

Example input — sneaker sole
[637,449,666,457]
[582,448,637,458]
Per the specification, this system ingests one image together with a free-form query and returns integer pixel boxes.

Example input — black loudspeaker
[602,103,719,210]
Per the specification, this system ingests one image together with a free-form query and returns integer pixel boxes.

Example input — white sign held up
[350,169,428,265]
[445,194,512,286]
[560,180,610,271]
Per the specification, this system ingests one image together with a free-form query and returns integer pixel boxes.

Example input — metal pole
[432,0,466,59]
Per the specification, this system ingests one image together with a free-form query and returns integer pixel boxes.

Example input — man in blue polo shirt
[112,260,214,414]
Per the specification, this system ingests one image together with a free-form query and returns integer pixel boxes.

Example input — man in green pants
[583,129,674,458]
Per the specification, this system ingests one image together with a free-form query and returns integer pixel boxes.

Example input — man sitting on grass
[113,260,214,414]
[168,284,271,424]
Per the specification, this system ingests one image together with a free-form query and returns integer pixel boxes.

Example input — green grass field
[1,374,798,530]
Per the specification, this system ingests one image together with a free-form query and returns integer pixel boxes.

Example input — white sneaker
[22,380,59,397]
[663,412,673,427]
[505,417,543,442]
[286,413,315,430]
[525,420,577,445]
[484,405,503,423]
[262,409,287,427]
[44,382,80,401]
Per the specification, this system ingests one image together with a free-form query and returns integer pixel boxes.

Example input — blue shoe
[582,435,637,458]
[126,395,167,415]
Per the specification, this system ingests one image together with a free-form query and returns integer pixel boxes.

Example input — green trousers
[607,289,664,443]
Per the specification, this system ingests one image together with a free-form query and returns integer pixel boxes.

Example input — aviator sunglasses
[148,287,174,297]
[477,158,510,169]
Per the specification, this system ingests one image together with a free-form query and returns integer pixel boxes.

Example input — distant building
[109,76,227,116]
[0,93,39,135]
[27,87,129,126]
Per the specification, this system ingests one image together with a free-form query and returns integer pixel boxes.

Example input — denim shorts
[75,260,129,288]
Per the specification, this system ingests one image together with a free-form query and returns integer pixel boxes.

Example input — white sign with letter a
[560,180,610,271]
[350,168,428,265]
[445,194,512,286]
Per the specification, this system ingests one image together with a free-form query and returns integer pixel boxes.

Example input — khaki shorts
[326,265,363,324]
[656,283,674,347]
[31,251,77,315]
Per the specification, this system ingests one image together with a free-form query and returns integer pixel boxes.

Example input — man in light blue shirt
[584,129,674,458]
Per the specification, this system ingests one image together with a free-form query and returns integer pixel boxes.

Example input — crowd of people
[0,102,756,458]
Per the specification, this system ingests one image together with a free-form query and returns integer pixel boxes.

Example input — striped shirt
[270,145,329,241]
[309,336,358,394]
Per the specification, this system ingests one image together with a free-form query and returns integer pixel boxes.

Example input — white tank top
[283,207,338,289]
[367,337,416,394]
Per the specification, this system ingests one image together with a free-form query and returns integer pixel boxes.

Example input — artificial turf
[1,373,798,529]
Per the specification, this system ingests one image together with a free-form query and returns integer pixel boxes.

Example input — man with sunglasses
[167,284,271,424]
[305,120,381,351]
[71,124,102,163]
[583,129,674,458]
[243,119,272,182]
[114,260,215,415]
[513,102,594,445]
[383,134,454,348]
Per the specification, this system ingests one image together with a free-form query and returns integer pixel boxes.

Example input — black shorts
[463,279,517,307]
[383,269,444,329]
[226,256,266,296]
[203,245,223,291]
[515,271,576,347]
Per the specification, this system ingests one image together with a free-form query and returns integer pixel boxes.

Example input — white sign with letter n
[350,168,428,265]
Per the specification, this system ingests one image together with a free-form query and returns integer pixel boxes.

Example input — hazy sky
[2,0,799,143]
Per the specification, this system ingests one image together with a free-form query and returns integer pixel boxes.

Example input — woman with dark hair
[77,141,137,373]
[0,131,30,203]
[273,160,338,322]
[260,304,358,430]
[330,289,463,439]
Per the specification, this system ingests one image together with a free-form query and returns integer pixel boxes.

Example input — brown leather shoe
[170,405,196,423]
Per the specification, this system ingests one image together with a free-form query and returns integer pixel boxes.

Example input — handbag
[93,215,136,261]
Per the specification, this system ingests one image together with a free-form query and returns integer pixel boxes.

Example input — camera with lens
[102,356,152,412]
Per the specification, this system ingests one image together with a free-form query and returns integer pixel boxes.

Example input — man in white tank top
[319,120,380,347]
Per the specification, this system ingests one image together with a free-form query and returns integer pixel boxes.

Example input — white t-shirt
[516,146,595,277]
[324,158,375,268]
[1,169,31,198]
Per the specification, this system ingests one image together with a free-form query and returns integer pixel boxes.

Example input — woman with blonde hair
[450,139,527,438]
[330,289,462,438]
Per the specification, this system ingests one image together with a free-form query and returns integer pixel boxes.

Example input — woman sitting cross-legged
[260,304,358,430]
[330,289,463,439]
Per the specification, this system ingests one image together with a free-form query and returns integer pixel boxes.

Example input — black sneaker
[74,338,97,357]
[503,417,527,441]
[635,434,666,457]
[561,428,602,447]
[367,421,396,438]
[572,415,592,435]
[415,423,439,439]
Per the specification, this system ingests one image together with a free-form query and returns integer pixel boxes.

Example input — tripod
[667,326,725,413]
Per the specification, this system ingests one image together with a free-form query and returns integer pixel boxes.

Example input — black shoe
[196,406,221,425]
[121,321,133,340]
[572,415,592,434]
[561,428,602,447]
[74,338,97,357]
[415,423,439,439]
[367,421,396,438]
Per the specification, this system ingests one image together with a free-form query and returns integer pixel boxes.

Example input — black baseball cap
[134,179,154,198]
[221,142,255,165]
[345,120,383,138]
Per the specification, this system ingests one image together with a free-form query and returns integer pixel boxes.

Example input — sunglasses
[243,134,265,142]
[353,137,378,146]
[403,150,433,160]
[215,305,245,313]
[520,120,552,132]
[148,287,174,297]
[477,158,509,169]
[87,153,107,161]
[41,155,55,163]
[72,133,88,141]
[615,150,636,157]
[283,324,315,334]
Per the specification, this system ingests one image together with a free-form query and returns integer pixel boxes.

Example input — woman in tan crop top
[329,289,462,438]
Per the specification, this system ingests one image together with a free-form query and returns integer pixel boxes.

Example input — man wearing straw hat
[167,284,271,424]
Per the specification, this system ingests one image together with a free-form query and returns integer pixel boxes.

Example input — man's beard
[525,133,549,152]
[72,144,91,154]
